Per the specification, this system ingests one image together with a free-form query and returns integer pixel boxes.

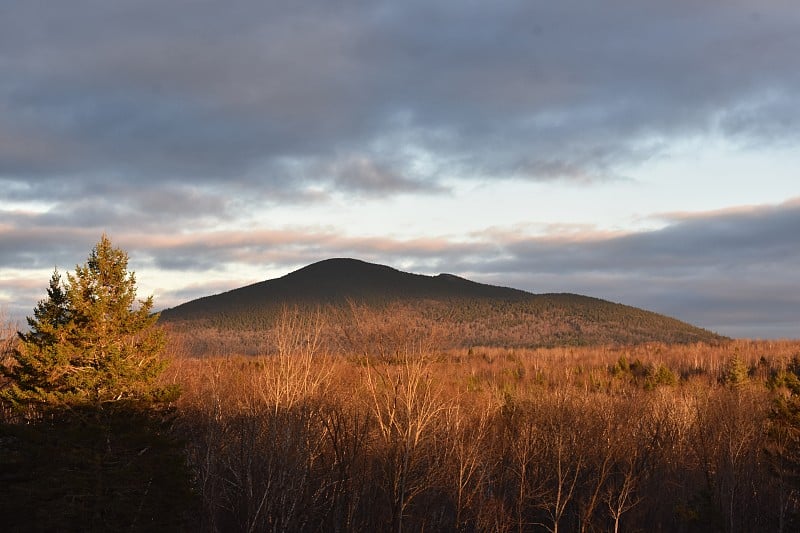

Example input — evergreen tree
[723,352,750,388]
[766,355,800,528]
[22,268,71,346]
[0,235,195,530]
[2,270,72,408]
[1,234,175,411]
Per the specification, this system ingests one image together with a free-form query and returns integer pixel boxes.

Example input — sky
[1,0,799,339]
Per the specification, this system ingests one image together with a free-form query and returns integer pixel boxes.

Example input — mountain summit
[159,258,725,352]
[160,258,529,319]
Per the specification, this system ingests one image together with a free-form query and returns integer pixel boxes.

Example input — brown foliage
[163,311,800,532]
[0,310,18,421]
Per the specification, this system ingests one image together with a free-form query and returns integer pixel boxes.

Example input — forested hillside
[160,258,724,356]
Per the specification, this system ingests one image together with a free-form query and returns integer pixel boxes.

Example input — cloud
[329,156,445,196]
[3,0,800,213]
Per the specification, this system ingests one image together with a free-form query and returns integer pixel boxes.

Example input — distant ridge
[159,258,726,352]
[161,258,529,319]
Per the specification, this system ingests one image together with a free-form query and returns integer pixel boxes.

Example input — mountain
[161,258,529,319]
[159,258,725,354]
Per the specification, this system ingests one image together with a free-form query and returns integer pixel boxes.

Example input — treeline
[163,307,800,532]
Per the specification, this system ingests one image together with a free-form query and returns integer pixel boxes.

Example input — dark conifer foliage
[21,269,71,346]
[766,354,800,528]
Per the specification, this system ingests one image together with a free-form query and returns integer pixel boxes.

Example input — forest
[163,311,800,532]
[2,238,800,532]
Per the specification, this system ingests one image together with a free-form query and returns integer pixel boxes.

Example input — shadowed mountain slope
[159,258,725,352]
[161,258,528,318]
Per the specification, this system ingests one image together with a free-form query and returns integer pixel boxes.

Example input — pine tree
[2,270,72,407]
[0,236,195,530]
[22,268,71,346]
[1,234,175,411]
[0,403,196,530]
[766,355,800,529]
[723,352,750,388]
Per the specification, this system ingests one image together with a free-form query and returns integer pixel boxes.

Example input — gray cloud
[329,156,445,195]
[0,222,97,269]
[3,0,800,213]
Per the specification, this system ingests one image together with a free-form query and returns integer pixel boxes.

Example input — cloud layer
[3,2,800,205]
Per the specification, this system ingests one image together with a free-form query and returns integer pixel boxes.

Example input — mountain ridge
[159,258,726,352]
[160,258,532,319]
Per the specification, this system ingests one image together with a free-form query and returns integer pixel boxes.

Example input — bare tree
[604,459,642,533]
[259,306,331,414]
[442,403,494,530]
[0,308,18,421]
[537,393,586,533]
[363,349,450,532]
